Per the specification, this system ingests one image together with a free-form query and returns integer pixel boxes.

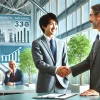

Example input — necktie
[12,73,16,81]
[50,39,55,56]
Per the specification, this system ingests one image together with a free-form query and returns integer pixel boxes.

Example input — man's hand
[80,89,99,96]
[56,66,71,78]
[7,82,14,86]
[7,69,13,75]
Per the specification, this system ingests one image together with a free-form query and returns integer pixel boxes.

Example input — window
[58,18,66,34]
[45,2,50,12]
[67,14,72,31]
[58,0,65,15]
[77,8,81,26]
[51,0,57,15]
[82,2,89,23]
[90,0,100,7]
[37,11,41,38]
[72,11,76,28]
[67,0,73,8]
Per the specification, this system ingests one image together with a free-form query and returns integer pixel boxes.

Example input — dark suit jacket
[32,35,69,93]
[71,36,100,92]
[4,69,24,85]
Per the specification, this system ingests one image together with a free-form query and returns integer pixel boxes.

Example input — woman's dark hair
[39,13,58,33]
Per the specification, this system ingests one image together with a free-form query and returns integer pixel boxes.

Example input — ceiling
[0,0,32,16]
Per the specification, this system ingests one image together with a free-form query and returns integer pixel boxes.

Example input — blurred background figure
[4,60,24,86]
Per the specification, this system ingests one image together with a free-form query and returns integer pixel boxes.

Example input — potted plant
[19,48,37,85]
[67,34,91,93]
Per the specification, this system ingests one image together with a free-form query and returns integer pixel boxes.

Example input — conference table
[0,85,34,94]
[0,85,100,100]
[0,92,100,100]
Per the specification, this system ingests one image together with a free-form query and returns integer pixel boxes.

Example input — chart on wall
[0,14,31,43]
[0,14,32,63]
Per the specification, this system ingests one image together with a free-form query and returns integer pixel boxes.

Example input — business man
[32,13,69,93]
[62,4,100,96]
[4,60,24,85]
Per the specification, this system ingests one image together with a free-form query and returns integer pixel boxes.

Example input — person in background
[60,4,100,96]
[4,60,24,86]
[32,13,69,93]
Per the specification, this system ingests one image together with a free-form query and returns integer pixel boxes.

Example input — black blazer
[71,36,100,92]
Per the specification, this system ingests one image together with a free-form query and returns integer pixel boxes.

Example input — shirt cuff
[13,82,15,85]
[7,74,10,77]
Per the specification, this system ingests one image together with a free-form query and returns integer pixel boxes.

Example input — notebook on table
[32,93,77,99]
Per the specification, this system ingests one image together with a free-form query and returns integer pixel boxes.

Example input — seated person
[4,60,24,86]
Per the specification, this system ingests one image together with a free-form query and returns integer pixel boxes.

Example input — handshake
[56,66,71,78]
[56,66,100,96]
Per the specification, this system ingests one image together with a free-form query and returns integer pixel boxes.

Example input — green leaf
[67,34,91,64]
[19,48,37,83]
[67,34,91,85]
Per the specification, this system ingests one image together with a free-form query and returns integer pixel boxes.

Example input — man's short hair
[39,13,58,33]
[91,4,100,15]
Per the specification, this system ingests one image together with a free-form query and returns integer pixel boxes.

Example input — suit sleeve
[32,41,56,76]
[15,70,24,85]
[4,71,10,85]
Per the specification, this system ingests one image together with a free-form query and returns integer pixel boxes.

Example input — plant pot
[71,84,89,93]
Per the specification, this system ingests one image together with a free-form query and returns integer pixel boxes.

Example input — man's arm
[4,70,12,85]
[15,70,24,85]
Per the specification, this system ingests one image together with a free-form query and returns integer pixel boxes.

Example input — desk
[0,85,34,94]
[0,93,99,100]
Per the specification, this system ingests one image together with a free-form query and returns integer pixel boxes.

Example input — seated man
[4,60,24,86]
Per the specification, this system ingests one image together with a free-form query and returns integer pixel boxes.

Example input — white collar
[43,34,55,41]
[98,32,100,36]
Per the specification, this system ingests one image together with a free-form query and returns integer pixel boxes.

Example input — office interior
[0,0,100,93]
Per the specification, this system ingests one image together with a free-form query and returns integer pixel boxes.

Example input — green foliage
[67,34,91,85]
[19,48,37,83]
[67,34,91,65]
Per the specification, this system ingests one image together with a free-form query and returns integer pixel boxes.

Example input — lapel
[92,40,100,62]
[41,36,55,63]
[55,39,59,62]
